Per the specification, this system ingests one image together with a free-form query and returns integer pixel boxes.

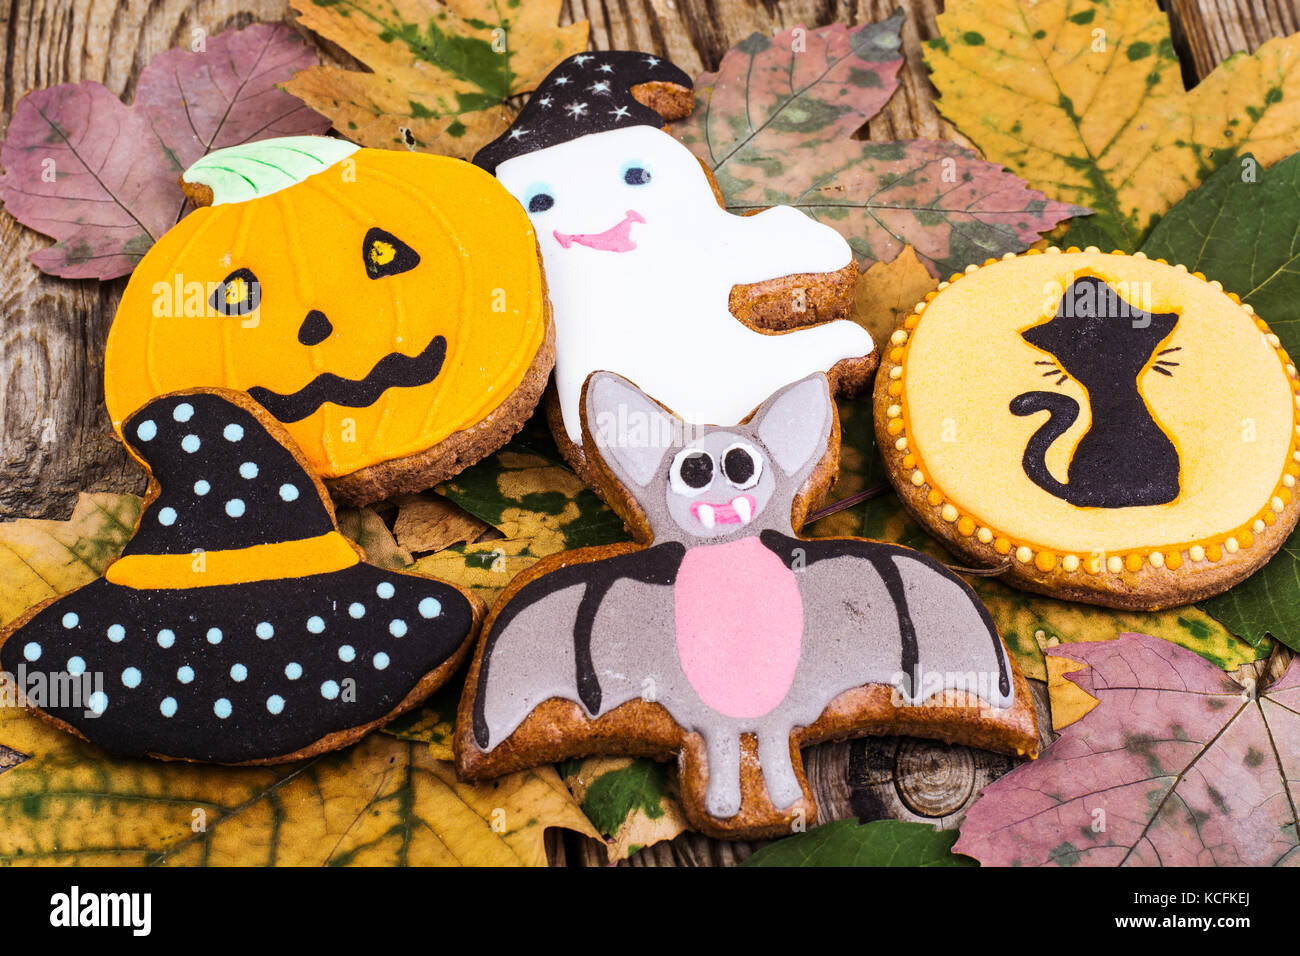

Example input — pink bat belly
[674,537,804,719]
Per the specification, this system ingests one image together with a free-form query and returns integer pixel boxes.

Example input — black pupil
[679,452,713,489]
[723,448,754,485]
[624,167,651,185]
[529,193,554,212]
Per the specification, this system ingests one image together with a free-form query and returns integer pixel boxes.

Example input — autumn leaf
[953,635,1300,866]
[672,14,1086,275]
[806,401,1270,680]
[392,492,493,555]
[0,493,140,628]
[0,23,328,280]
[743,819,975,867]
[925,0,1300,252]
[284,0,588,158]
[0,704,595,865]
[335,505,413,570]
[561,756,688,862]
[851,245,940,344]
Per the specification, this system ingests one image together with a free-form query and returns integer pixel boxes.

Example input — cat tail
[1009,390,1079,501]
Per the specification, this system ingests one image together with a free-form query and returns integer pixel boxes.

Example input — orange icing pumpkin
[104,136,547,481]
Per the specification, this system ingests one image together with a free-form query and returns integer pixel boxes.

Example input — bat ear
[582,371,680,489]
[753,374,833,477]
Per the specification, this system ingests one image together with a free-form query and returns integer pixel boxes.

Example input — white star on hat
[537,96,553,108]
[565,101,588,117]
[573,54,593,66]
[554,76,570,85]
[610,105,631,119]
[589,80,611,94]
[508,127,529,139]
[598,63,614,73]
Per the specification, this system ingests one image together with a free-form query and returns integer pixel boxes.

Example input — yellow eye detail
[369,240,396,267]
[224,277,247,305]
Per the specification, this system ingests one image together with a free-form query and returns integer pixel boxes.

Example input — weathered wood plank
[1168,0,1299,78]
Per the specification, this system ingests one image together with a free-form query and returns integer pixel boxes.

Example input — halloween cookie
[455,371,1036,839]
[472,52,877,484]
[103,135,553,506]
[0,390,483,763]
[875,247,1300,610]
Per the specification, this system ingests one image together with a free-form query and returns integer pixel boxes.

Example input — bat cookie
[104,135,553,506]
[455,371,1036,838]
[473,51,877,483]
[0,390,483,764]
[876,247,1300,609]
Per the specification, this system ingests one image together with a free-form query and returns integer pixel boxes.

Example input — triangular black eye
[209,268,261,317]
[363,228,420,279]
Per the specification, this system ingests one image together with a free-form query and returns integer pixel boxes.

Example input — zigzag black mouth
[249,334,447,424]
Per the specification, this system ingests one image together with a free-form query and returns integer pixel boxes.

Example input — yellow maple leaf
[925,0,1300,250]
[284,0,589,158]
[851,246,940,346]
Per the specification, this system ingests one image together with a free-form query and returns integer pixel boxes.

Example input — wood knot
[893,739,975,817]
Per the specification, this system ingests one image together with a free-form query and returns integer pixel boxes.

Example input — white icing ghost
[494,125,874,444]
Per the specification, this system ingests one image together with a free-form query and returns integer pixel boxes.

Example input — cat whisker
[1157,347,1182,355]
[1034,360,1055,366]
[1151,366,1174,377]
[1055,374,1067,385]
[1041,369,1061,378]
[1155,360,1180,367]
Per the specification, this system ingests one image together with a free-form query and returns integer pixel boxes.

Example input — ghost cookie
[0,390,483,764]
[455,371,1036,839]
[876,247,1300,610]
[103,135,553,506]
[472,51,876,484]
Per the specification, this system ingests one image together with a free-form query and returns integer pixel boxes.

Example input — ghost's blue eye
[623,166,652,186]
[528,192,554,212]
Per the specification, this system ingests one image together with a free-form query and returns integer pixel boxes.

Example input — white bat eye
[670,448,713,495]
[721,443,762,490]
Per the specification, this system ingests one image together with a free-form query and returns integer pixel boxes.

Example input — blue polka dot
[338,645,356,663]
[23,642,40,662]
[377,582,395,600]
[194,480,211,496]
[157,628,175,649]
[136,420,157,442]
[348,602,366,619]
[279,483,299,502]
[177,666,195,684]
[160,697,177,718]
[88,692,108,715]
[239,461,258,479]
[321,680,340,700]
[173,403,194,422]
[419,597,442,619]
[389,619,407,638]
[206,627,223,645]
[225,499,245,518]
[67,656,86,676]
[256,622,274,640]
[224,423,244,442]
[107,624,125,643]
[267,695,285,716]
[230,663,247,682]
[62,612,79,629]
[121,667,142,689]
[307,616,325,634]
[285,662,303,680]
[158,507,177,527]
[214,698,232,719]
[181,434,201,453]
[373,652,390,671]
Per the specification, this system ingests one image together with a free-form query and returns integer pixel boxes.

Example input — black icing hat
[473,50,694,174]
[0,391,479,764]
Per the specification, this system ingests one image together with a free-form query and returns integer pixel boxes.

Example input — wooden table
[1,0,1294,866]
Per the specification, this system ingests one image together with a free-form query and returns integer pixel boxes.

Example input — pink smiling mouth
[690,495,756,530]
[553,210,645,253]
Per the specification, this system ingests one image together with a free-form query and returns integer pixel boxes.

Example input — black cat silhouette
[1009,276,1181,508]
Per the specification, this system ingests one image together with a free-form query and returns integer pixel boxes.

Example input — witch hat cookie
[473,52,876,483]
[456,372,1036,839]
[0,390,482,764]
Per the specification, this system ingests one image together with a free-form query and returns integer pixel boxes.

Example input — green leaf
[742,819,975,867]
[1139,150,1300,651]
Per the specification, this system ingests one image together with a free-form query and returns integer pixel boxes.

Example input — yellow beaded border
[881,246,1300,577]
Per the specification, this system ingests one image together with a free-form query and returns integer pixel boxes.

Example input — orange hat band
[105,532,359,590]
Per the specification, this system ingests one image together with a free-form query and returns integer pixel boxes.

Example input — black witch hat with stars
[473,51,694,174]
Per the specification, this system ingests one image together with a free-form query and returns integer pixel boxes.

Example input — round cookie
[874,247,1300,609]
[456,371,1036,840]
[0,389,483,764]
[104,136,553,506]
[472,51,876,486]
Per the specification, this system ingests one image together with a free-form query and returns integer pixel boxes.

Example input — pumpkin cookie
[456,371,1036,839]
[103,136,553,506]
[472,51,876,485]
[875,247,1300,609]
[0,390,483,764]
